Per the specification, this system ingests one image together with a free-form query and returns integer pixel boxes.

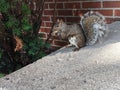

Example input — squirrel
[52,11,107,51]
[52,19,86,51]
[80,11,108,45]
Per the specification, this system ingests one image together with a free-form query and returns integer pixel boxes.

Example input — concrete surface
[0,21,120,90]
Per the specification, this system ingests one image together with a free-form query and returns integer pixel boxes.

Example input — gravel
[0,21,120,90]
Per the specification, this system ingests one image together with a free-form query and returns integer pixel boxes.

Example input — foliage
[0,0,9,13]
[0,50,2,59]
[0,0,49,77]
[0,73,5,78]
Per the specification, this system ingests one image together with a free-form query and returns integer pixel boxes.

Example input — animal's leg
[65,44,73,48]
[73,43,80,51]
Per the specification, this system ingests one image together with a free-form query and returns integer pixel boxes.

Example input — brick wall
[40,0,120,48]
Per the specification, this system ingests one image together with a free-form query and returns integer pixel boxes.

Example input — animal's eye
[55,24,59,27]
[57,25,59,27]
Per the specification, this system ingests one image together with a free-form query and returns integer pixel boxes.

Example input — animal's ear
[57,18,64,24]
[61,19,63,22]
[57,18,60,22]
[60,19,64,23]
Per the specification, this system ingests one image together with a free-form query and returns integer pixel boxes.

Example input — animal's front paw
[65,44,73,48]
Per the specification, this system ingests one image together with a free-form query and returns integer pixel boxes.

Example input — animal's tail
[80,11,108,45]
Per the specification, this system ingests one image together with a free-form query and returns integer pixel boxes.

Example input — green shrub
[0,73,5,78]
[0,0,50,76]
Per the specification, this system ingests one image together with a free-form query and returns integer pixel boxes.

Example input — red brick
[49,3,63,9]
[64,3,81,9]
[40,28,50,33]
[82,2,101,8]
[44,4,49,9]
[45,22,53,27]
[79,10,113,16]
[31,0,37,1]
[44,10,54,15]
[106,18,114,24]
[115,10,120,16]
[66,17,80,23]
[46,0,54,2]
[41,22,45,26]
[54,40,68,47]
[56,3,64,9]
[95,10,113,16]
[56,0,67,2]
[49,3,55,9]
[103,1,120,8]
[58,10,72,16]
[42,16,50,21]
[113,18,120,22]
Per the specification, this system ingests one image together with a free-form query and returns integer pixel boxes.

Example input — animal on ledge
[52,19,86,51]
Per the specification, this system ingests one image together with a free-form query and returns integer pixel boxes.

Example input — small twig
[7,52,14,62]
[35,0,46,36]
[45,0,57,43]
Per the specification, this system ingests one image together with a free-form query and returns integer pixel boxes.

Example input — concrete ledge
[0,22,120,90]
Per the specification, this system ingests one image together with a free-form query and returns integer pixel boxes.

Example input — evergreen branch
[45,0,57,43]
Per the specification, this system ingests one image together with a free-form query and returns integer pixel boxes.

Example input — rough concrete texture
[0,21,120,90]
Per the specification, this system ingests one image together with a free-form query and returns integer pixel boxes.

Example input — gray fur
[80,11,108,45]
[52,19,85,51]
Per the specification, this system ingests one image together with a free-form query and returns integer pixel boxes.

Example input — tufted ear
[57,18,64,24]
[57,18,60,22]
[59,19,64,24]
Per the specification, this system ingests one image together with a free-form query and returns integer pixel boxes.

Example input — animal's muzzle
[52,31,58,36]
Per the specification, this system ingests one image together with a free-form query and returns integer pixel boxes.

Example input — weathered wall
[40,0,120,47]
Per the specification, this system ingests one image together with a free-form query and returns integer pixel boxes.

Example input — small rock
[50,86,56,89]
[83,80,87,83]
[75,70,80,72]
[5,77,9,80]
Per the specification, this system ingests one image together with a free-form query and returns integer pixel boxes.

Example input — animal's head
[52,19,64,37]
